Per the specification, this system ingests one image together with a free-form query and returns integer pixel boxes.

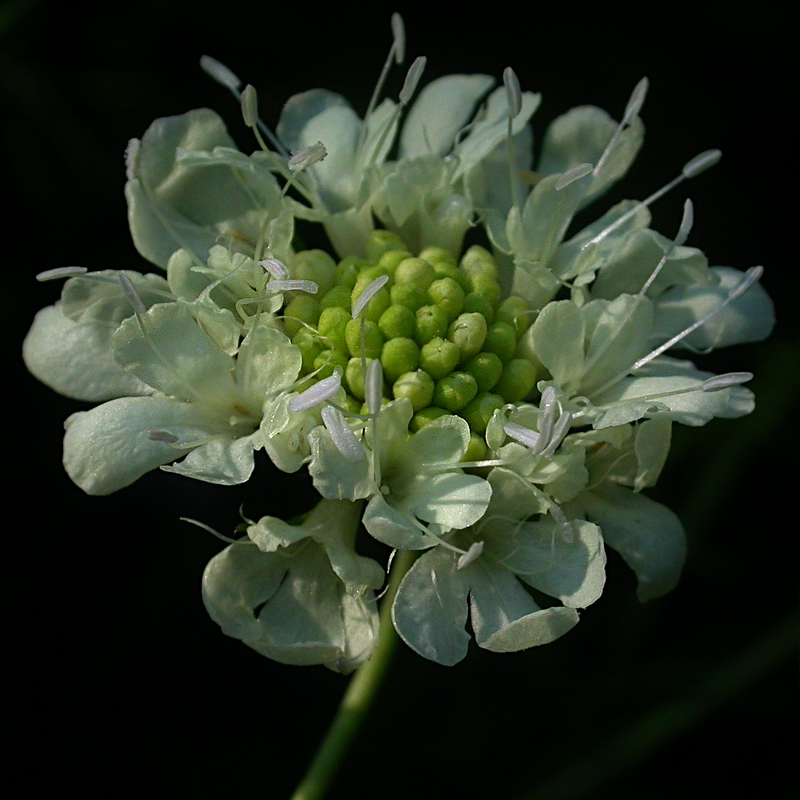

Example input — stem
[290,549,416,800]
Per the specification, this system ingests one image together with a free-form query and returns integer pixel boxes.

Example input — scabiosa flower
[23,12,774,686]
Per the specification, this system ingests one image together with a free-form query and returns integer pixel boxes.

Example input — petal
[23,305,150,402]
[579,483,686,601]
[112,302,237,403]
[63,396,224,494]
[467,559,580,651]
[652,266,776,350]
[399,74,494,159]
[407,472,492,530]
[391,547,471,665]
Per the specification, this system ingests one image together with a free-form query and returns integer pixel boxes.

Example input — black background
[5,2,797,798]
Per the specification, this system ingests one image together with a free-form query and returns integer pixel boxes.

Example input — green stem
[290,548,416,800]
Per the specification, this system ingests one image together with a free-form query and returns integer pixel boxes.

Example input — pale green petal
[466,559,580,651]
[362,494,431,550]
[203,541,379,673]
[308,425,372,501]
[235,325,302,401]
[399,74,494,159]
[507,169,593,271]
[260,393,319,473]
[403,413,470,471]
[277,89,350,152]
[391,547,471,666]
[590,229,714,300]
[23,305,150,402]
[61,269,171,323]
[454,86,541,177]
[652,266,776,350]
[578,484,686,601]
[486,517,606,609]
[529,300,586,390]
[161,432,256,484]
[580,294,653,395]
[405,472,492,530]
[484,466,551,523]
[126,109,259,267]
[633,417,672,491]
[112,303,237,404]
[63,395,225,494]
[550,199,652,282]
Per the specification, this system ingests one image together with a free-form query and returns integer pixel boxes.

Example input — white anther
[365,359,384,416]
[241,84,259,129]
[701,372,754,392]
[674,198,695,247]
[399,56,426,105]
[259,257,288,279]
[457,541,484,569]
[352,274,389,319]
[36,266,88,282]
[682,149,722,179]
[266,279,319,294]
[391,13,405,64]
[288,370,342,413]
[555,162,593,191]
[540,410,573,458]
[623,76,649,124]
[503,422,541,450]
[321,406,366,463]
[503,67,522,118]
[288,141,327,173]
[199,55,242,92]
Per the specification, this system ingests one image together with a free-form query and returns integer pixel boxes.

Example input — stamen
[457,541,484,569]
[399,56,427,106]
[503,422,541,450]
[593,77,648,176]
[199,55,241,92]
[633,266,764,369]
[118,272,147,318]
[288,141,328,173]
[266,279,319,294]
[352,274,389,319]
[390,12,406,64]
[259,257,289,279]
[503,67,522,118]
[200,56,287,156]
[586,149,721,248]
[365,359,384,416]
[555,162,593,191]
[288,369,342,412]
[180,516,245,545]
[321,406,366,462]
[682,149,722,178]
[539,410,573,458]
[36,266,88,281]
[701,372,753,392]
[240,84,259,130]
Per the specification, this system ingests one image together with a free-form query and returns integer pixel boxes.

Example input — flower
[23,15,775,669]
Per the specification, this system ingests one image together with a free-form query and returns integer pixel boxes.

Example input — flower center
[284,230,541,456]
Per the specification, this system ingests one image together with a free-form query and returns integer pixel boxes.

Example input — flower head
[23,14,775,669]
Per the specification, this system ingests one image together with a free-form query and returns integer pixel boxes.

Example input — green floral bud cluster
[284,230,538,453]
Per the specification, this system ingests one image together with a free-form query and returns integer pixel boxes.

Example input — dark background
[5,2,797,798]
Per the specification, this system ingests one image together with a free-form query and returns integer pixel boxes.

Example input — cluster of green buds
[285,230,539,461]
